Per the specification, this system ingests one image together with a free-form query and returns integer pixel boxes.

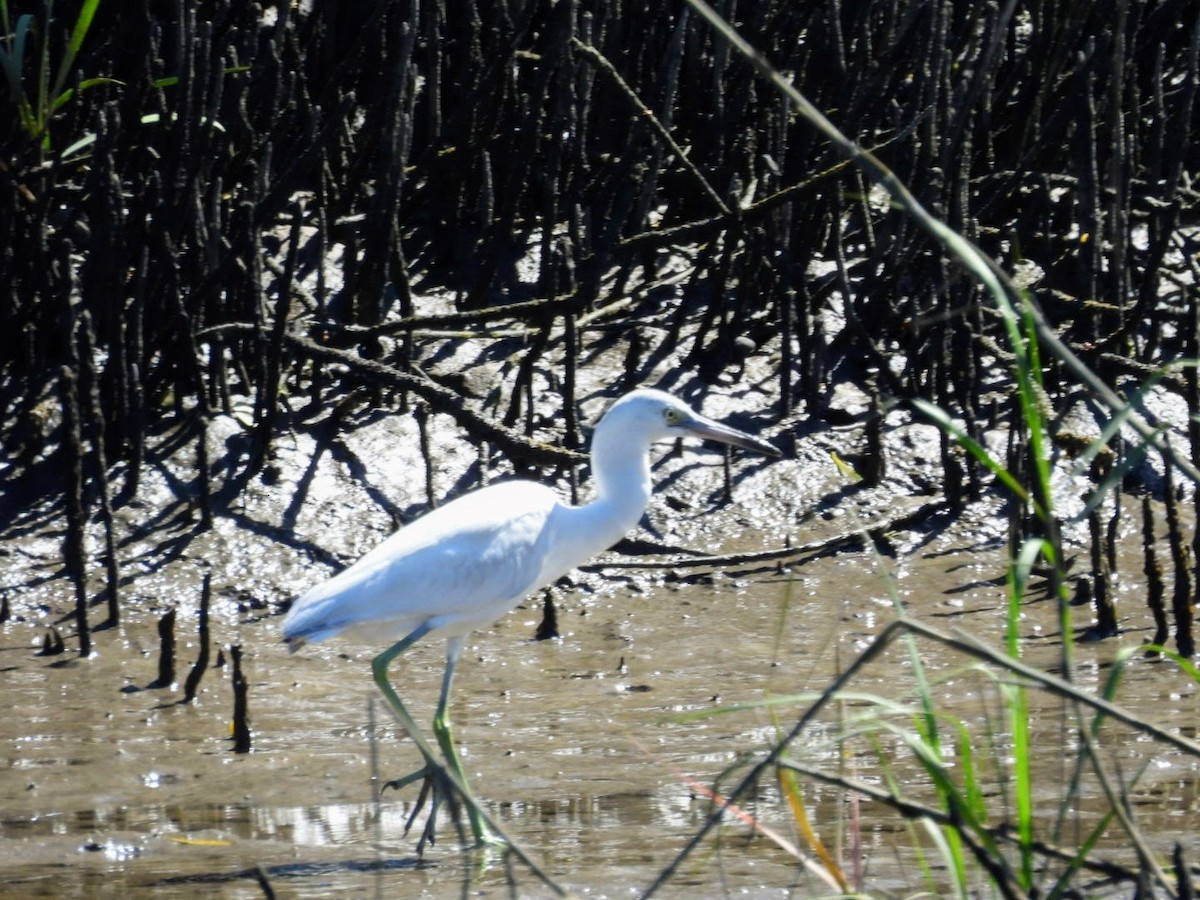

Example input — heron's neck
[592,423,654,518]
[552,431,654,568]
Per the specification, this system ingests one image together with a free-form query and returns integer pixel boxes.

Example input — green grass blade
[50,0,100,103]
[954,719,987,825]
[57,129,94,158]
[1139,645,1200,683]
[50,75,122,110]
[918,817,969,899]
[869,734,943,895]
[1006,537,1044,654]
[35,2,50,139]
[1046,809,1116,900]
[1004,538,1041,889]
[1003,676,1033,889]
[913,398,1036,512]
[0,12,30,102]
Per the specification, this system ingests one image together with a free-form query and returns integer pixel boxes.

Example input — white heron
[282,387,780,847]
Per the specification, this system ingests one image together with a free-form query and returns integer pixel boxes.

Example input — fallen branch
[588,499,948,572]
[284,332,585,468]
[194,323,583,468]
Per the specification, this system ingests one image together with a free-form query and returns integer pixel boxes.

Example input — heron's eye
[664,408,684,425]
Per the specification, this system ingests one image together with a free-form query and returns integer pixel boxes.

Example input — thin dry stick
[1070,701,1173,892]
[571,37,729,216]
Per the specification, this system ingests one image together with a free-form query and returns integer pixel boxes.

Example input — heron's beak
[683,414,782,457]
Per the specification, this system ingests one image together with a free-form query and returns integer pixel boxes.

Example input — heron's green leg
[433,635,505,847]
[372,622,456,856]
[371,622,441,768]
[371,625,503,849]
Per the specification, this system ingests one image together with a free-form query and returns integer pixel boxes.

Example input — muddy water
[3,515,1200,898]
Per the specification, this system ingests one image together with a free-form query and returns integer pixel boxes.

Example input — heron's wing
[282,481,561,645]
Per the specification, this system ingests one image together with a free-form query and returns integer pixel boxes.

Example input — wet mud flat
[0,1,1197,895]
[3,395,1200,898]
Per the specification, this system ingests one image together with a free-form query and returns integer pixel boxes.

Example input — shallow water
[4,510,1200,898]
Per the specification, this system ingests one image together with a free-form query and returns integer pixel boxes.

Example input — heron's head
[598,388,780,457]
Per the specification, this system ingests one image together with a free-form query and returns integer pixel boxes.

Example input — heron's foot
[381,764,506,853]
[380,764,433,797]
[381,764,444,855]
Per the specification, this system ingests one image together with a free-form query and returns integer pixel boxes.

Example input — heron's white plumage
[283,387,779,650]
[279,387,779,848]
[283,480,561,647]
